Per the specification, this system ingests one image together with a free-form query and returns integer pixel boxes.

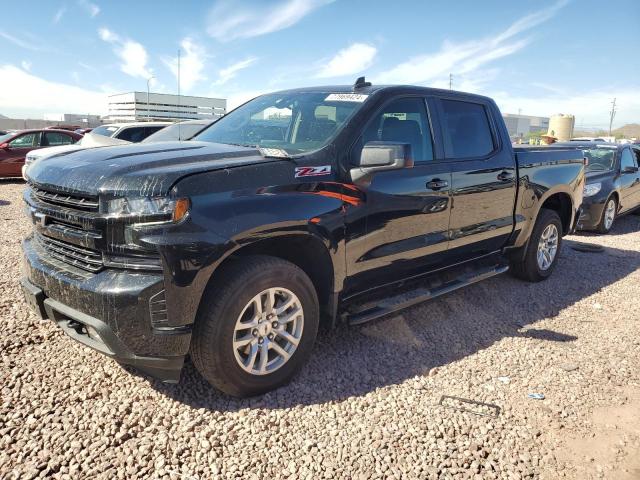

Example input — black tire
[191,255,319,397]
[595,197,617,234]
[510,209,563,282]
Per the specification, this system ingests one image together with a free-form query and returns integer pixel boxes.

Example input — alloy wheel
[232,287,304,375]
[537,223,559,271]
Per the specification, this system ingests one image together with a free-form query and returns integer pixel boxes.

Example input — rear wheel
[596,197,617,233]
[510,209,563,282]
[191,255,319,397]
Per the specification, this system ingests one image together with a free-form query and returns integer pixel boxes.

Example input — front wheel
[510,209,563,282]
[596,197,617,233]
[191,255,319,397]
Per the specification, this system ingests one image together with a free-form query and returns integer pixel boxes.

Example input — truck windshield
[194,92,368,155]
[583,147,617,172]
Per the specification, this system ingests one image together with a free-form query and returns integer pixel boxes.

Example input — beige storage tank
[548,114,575,141]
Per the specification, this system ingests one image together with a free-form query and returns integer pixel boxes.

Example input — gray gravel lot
[1,180,639,480]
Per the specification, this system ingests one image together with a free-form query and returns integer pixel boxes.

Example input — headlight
[583,183,602,197]
[106,196,189,222]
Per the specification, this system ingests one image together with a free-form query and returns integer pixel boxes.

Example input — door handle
[497,171,515,181]
[426,179,449,190]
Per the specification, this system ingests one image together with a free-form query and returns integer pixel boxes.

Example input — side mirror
[622,165,639,174]
[0,143,9,150]
[351,141,412,182]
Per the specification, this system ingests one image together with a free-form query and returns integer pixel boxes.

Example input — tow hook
[67,320,85,335]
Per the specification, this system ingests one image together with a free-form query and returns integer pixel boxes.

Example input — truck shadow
[148,215,640,410]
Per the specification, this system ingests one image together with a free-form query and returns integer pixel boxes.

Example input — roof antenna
[354,76,371,90]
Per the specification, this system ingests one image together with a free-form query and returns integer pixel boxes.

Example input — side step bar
[347,264,509,326]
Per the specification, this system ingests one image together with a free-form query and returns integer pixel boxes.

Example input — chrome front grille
[35,234,103,273]
[32,186,99,212]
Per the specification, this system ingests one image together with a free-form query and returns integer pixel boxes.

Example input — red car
[0,129,83,178]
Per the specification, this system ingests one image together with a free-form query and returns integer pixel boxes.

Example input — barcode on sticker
[325,93,369,102]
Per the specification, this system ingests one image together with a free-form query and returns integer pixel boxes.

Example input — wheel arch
[197,233,338,328]
[539,191,574,235]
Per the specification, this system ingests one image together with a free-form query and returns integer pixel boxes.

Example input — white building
[106,92,226,123]
[502,114,550,138]
[43,113,102,127]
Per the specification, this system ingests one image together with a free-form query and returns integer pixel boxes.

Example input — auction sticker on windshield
[325,93,369,102]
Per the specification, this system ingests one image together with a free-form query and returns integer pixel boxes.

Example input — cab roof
[269,83,495,104]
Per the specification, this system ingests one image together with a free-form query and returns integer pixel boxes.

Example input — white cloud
[377,0,567,86]
[78,61,97,72]
[98,27,117,42]
[316,43,377,78]
[119,41,152,79]
[99,28,153,80]
[53,7,66,24]
[21,60,32,72]
[78,0,100,18]
[224,90,266,110]
[207,0,334,41]
[0,64,107,117]
[162,38,207,91]
[212,57,257,87]
[0,30,42,51]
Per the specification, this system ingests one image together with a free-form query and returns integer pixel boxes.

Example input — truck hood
[26,141,269,197]
[585,169,615,182]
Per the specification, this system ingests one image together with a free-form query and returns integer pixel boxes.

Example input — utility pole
[608,98,617,137]
[146,76,155,120]
[177,49,181,139]
[449,73,453,90]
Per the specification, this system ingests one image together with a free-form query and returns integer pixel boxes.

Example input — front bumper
[569,206,583,234]
[577,200,606,230]
[22,235,191,382]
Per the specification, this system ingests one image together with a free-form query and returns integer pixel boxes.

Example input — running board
[347,264,509,326]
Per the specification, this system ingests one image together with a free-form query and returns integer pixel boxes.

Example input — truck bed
[514,145,585,166]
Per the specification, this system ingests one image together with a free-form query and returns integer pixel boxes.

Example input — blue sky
[1,0,639,128]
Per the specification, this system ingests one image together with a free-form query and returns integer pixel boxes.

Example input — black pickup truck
[21,79,585,397]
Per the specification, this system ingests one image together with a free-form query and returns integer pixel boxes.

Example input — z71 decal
[294,166,332,178]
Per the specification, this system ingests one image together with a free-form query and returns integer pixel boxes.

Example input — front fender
[139,166,348,328]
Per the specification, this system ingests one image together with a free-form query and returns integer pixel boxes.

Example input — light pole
[146,76,155,120]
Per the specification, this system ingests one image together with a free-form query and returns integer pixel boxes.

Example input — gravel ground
[1,180,639,480]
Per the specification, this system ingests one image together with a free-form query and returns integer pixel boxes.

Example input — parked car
[561,141,640,232]
[21,81,585,397]
[22,122,171,178]
[90,122,171,143]
[141,119,215,143]
[0,129,82,178]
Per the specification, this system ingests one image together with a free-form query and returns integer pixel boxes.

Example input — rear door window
[439,99,495,159]
[116,127,147,142]
[144,126,166,138]
[620,148,637,170]
[44,132,76,146]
